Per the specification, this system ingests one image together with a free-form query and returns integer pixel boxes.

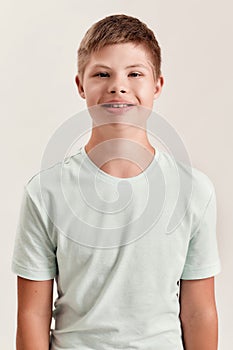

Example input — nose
[111,89,126,94]
[108,76,127,94]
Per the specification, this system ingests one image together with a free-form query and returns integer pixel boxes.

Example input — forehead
[86,43,154,69]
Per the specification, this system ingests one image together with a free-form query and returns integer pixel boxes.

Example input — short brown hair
[77,14,162,82]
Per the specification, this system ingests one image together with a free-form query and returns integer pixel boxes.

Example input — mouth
[100,103,136,115]
[101,103,135,108]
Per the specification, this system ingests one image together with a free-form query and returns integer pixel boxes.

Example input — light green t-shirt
[12,146,221,350]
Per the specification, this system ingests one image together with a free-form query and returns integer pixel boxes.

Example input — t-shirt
[12,145,221,350]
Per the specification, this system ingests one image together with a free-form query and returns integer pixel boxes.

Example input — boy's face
[76,43,163,111]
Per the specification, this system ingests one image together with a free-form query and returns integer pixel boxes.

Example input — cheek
[137,83,154,99]
[85,84,101,101]
[145,82,157,98]
[89,80,105,92]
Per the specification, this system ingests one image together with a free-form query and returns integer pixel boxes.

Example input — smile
[102,103,135,108]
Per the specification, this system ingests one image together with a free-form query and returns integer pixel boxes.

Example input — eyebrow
[91,64,150,71]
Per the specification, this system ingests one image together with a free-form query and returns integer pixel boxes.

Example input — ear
[154,75,164,100]
[75,75,85,99]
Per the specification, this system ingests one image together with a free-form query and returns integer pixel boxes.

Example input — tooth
[112,104,127,108]
[103,103,133,108]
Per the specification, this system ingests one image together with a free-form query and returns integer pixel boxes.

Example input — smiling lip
[100,100,136,115]
[101,101,136,110]
[101,100,135,106]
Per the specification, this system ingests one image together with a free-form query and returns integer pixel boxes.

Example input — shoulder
[158,150,215,220]
[25,160,63,209]
[25,149,83,207]
[160,149,214,197]
[189,165,215,207]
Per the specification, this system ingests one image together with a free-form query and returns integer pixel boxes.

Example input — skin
[16,43,218,349]
[75,43,164,178]
[180,277,218,349]
[16,277,53,349]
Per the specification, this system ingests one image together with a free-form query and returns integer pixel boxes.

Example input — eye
[94,72,109,78]
[129,72,142,77]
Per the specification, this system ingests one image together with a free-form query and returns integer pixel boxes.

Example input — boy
[12,14,221,350]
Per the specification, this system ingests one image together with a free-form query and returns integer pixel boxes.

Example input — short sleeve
[181,186,221,280]
[11,186,57,280]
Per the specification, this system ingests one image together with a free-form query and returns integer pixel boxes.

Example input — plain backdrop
[1,0,232,348]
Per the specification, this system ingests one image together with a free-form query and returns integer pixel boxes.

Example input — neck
[84,125,155,178]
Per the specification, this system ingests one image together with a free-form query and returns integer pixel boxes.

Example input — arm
[16,276,54,350]
[179,277,218,350]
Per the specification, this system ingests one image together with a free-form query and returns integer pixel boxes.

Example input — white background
[1,0,232,348]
